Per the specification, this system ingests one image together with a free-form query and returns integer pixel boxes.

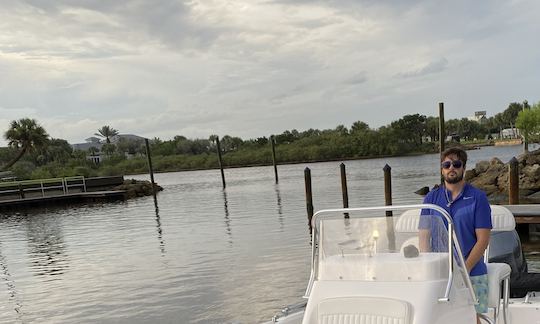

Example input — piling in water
[215,136,226,189]
[383,164,396,251]
[439,102,445,185]
[304,167,314,233]
[271,135,278,184]
[145,138,157,199]
[340,163,349,218]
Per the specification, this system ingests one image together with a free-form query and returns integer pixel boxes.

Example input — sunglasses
[441,160,463,169]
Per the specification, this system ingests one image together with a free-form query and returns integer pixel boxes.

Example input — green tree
[95,125,119,144]
[516,102,540,153]
[350,121,369,134]
[2,118,49,171]
[390,114,427,146]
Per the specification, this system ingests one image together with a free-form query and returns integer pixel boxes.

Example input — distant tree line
[0,101,535,180]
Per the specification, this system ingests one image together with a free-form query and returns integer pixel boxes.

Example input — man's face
[441,154,465,184]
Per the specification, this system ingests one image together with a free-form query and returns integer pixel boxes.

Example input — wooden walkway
[0,190,127,210]
[501,205,540,224]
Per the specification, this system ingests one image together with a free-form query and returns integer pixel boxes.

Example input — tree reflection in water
[24,212,69,279]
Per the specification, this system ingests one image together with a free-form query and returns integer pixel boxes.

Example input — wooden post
[215,136,226,188]
[383,164,396,251]
[340,163,349,218]
[439,102,445,185]
[439,102,445,155]
[145,138,157,200]
[270,135,279,184]
[18,183,25,199]
[304,167,314,233]
[509,157,519,205]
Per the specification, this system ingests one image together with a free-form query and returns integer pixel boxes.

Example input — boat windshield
[316,207,457,282]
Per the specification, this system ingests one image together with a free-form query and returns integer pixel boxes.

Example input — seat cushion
[318,296,412,324]
[486,263,511,307]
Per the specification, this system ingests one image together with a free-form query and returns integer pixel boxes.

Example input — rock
[465,148,540,203]
[481,184,499,196]
[522,164,540,179]
[464,169,476,182]
[490,157,504,166]
[524,191,540,203]
[475,161,490,174]
[470,169,499,187]
[112,179,163,199]
[415,186,430,196]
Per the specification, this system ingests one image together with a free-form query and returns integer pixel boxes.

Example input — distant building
[71,134,146,163]
[110,134,145,143]
[468,111,488,124]
[71,137,103,152]
[501,128,520,139]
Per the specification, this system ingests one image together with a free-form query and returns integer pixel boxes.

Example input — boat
[266,204,540,324]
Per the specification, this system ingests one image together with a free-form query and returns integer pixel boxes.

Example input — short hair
[440,147,467,167]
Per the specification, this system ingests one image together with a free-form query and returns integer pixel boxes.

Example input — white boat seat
[395,209,421,233]
[486,205,515,324]
[317,296,412,324]
[487,263,511,307]
[490,205,516,232]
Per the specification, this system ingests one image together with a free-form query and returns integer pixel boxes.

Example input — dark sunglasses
[441,160,463,169]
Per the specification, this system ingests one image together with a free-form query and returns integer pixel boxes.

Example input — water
[0,145,538,323]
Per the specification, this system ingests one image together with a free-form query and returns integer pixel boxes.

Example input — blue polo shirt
[420,183,492,276]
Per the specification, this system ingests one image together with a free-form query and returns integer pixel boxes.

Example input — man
[419,147,492,324]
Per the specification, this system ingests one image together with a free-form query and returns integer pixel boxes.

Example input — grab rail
[303,204,477,306]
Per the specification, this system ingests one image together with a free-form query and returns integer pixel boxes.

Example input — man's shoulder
[424,185,443,201]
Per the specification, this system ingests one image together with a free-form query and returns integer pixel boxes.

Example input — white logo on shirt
[463,196,473,200]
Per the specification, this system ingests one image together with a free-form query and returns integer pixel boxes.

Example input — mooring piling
[215,136,226,189]
[383,164,396,251]
[145,138,157,200]
[270,135,279,184]
[340,163,349,218]
[304,167,314,232]
[509,157,519,205]
[439,102,445,185]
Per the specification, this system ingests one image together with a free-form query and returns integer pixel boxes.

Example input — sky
[0,0,539,145]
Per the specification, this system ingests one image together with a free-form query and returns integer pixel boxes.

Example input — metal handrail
[303,204,477,306]
[0,176,86,198]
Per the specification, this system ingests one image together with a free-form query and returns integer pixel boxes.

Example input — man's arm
[465,228,491,272]
[419,229,431,252]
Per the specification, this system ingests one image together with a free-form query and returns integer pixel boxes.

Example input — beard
[444,171,464,184]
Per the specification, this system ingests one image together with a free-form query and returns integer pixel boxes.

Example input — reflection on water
[223,189,232,245]
[275,185,284,229]
[0,243,23,322]
[25,213,69,279]
[153,196,166,255]
[0,145,537,323]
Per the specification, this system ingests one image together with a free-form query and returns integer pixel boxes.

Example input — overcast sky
[0,0,539,145]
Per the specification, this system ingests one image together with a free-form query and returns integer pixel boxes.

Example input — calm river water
[0,145,538,324]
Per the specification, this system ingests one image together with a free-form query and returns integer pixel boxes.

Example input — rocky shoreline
[465,149,540,204]
[112,179,164,199]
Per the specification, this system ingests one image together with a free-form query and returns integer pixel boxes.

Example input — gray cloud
[0,0,539,145]
[397,58,449,78]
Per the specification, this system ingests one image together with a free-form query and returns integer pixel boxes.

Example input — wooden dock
[0,190,127,210]
[501,205,540,224]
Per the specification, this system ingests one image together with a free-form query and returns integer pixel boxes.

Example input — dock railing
[0,176,86,200]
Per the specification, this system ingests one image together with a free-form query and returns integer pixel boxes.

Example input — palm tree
[95,126,119,144]
[2,118,49,171]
